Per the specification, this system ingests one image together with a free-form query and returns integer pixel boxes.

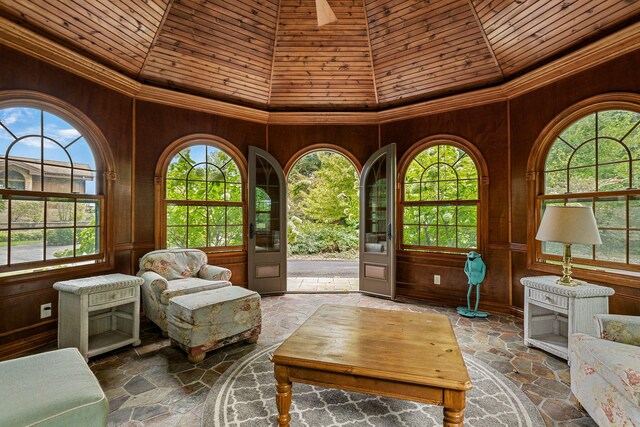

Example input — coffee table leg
[274,364,292,427]
[443,389,466,426]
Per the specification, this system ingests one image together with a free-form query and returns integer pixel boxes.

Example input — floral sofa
[137,249,232,332]
[570,314,640,426]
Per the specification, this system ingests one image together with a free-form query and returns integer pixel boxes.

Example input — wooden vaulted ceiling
[1,0,640,110]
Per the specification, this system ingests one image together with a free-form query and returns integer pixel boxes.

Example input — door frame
[247,146,287,294]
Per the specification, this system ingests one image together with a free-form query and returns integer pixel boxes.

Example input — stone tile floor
[286,277,359,292]
[86,293,596,426]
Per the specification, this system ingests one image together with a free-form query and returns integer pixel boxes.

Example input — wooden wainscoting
[396,249,515,316]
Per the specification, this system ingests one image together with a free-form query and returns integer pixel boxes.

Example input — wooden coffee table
[272,304,472,426]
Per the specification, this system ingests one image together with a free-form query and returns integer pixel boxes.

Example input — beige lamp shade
[536,206,602,245]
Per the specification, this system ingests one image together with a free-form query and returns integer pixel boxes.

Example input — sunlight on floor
[287,277,358,292]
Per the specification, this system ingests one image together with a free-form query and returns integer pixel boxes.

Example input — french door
[248,147,287,294]
[359,144,396,299]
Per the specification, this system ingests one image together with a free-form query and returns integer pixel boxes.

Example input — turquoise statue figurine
[457,251,488,318]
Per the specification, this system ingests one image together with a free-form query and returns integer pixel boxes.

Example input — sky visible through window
[0,107,96,193]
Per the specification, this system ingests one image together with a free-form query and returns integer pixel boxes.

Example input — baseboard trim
[0,329,57,361]
[395,287,519,318]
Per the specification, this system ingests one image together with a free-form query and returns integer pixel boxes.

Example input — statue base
[456,307,489,318]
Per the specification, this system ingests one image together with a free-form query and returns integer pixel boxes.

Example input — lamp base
[555,276,580,287]
[556,243,581,286]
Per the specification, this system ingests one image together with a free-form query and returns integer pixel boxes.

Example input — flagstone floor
[85,293,596,426]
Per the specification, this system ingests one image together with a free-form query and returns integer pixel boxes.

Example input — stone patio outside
[287,259,359,292]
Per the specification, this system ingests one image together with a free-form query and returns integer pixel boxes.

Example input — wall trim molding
[503,21,640,99]
[2,16,640,125]
[0,17,141,96]
[136,86,269,123]
[268,111,380,125]
[377,86,507,123]
[0,329,56,361]
[114,242,156,251]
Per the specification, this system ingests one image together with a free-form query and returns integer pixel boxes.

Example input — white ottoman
[168,286,262,363]
[0,348,108,426]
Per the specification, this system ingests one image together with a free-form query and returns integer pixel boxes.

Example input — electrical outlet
[434,275,441,285]
[40,303,52,319]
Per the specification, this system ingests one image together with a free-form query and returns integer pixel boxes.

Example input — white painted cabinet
[54,274,143,360]
[520,276,614,361]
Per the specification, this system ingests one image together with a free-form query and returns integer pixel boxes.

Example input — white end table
[520,276,614,361]
[54,273,144,360]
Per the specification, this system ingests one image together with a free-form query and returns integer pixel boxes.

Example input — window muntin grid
[164,144,244,251]
[540,110,640,269]
[0,107,102,271]
[401,144,479,253]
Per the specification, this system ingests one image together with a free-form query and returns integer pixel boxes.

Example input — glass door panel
[360,144,396,298]
[255,155,281,253]
[364,158,388,254]
[248,147,286,294]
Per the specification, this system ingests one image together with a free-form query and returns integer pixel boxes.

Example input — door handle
[249,223,255,239]
[387,223,392,240]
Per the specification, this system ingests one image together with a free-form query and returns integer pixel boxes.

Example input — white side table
[54,273,144,360]
[520,276,614,361]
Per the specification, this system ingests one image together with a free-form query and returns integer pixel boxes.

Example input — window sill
[0,260,113,286]
[528,260,640,289]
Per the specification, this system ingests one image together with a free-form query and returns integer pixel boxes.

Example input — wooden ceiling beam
[466,0,503,79]
[138,0,175,80]
[268,0,283,107]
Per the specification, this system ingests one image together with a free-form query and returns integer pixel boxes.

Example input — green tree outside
[402,144,479,251]
[542,110,640,265]
[288,151,360,256]
[165,146,243,250]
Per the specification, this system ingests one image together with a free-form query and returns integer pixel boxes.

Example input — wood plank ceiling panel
[0,0,171,75]
[140,0,278,106]
[269,0,377,109]
[471,0,640,76]
[3,0,640,110]
[367,0,502,106]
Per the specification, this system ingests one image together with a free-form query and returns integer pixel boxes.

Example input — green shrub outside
[287,151,359,256]
[288,222,358,254]
[0,230,43,242]
[47,228,73,245]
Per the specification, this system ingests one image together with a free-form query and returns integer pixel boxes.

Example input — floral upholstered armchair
[137,249,232,333]
[570,314,640,426]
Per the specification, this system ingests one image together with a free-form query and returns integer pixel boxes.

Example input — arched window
[0,105,103,272]
[400,139,484,253]
[162,139,244,251]
[537,108,640,271]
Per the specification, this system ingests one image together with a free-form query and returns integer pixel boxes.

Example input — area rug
[203,343,545,426]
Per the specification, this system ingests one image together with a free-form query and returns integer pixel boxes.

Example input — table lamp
[535,205,602,286]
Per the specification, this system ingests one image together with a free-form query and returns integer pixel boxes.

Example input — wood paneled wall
[2,42,640,360]
[134,101,267,287]
[0,45,134,358]
[381,102,513,313]
[509,49,640,315]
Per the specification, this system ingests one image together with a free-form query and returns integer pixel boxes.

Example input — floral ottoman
[167,286,262,363]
